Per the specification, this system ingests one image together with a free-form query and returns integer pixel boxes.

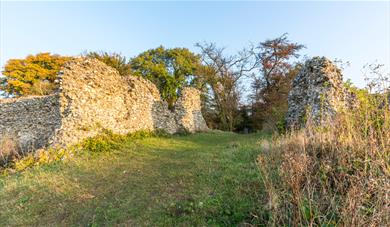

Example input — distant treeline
[0,34,356,132]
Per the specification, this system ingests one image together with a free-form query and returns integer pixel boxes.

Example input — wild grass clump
[257,83,389,225]
[80,129,169,153]
[80,129,125,153]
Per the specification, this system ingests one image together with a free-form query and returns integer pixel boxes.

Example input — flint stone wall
[0,95,61,151]
[0,58,208,151]
[286,57,352,128]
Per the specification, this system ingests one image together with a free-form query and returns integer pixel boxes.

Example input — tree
[234,104,254,133]
[0,76,7,97]
[84,51,132,76]
[251,34,304,131]
[196,42,257,131]
[1,53,72,96]
[130,46,202,108]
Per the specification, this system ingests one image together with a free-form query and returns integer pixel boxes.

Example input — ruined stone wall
[175,88,209,132]
[0,95,61,151]
[0,58,208,151]
[286,57,350,128]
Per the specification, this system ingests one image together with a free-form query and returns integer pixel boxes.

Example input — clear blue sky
[1,1,389,88]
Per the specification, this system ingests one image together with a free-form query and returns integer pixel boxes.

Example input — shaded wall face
[151,101,178,134]
[0,95,61,151]
[174,88,208,132]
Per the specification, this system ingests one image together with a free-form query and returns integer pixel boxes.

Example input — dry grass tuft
[0,135,21,165]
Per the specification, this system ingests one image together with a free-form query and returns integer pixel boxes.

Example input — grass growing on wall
[0,131,268,226]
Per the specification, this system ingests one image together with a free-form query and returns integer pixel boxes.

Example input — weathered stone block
[286,57,350,128]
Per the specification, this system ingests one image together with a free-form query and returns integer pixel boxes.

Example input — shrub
[256,91,389,226]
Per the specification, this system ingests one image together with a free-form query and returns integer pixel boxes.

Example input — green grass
[0,132,267,226]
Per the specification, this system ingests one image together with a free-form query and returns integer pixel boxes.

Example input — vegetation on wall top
[84,51,132,77]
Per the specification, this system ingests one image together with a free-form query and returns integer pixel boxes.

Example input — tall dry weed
[257,72,390,226]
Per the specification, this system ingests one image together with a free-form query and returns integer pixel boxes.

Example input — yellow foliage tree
[2,53,72,96]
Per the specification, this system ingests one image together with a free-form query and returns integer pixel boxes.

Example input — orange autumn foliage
[2,53,72,96]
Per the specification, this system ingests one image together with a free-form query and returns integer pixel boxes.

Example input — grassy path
[0,132,266,226]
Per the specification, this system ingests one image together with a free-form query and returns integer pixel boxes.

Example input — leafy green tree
[84,51,132,76]
[1,53,72,96]
[130,46,201,107]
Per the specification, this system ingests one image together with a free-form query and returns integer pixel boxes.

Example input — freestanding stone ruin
[0,58,208,151]
[286,57,351,128]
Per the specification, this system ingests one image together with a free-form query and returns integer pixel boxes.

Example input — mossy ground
[0,132,267,226]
